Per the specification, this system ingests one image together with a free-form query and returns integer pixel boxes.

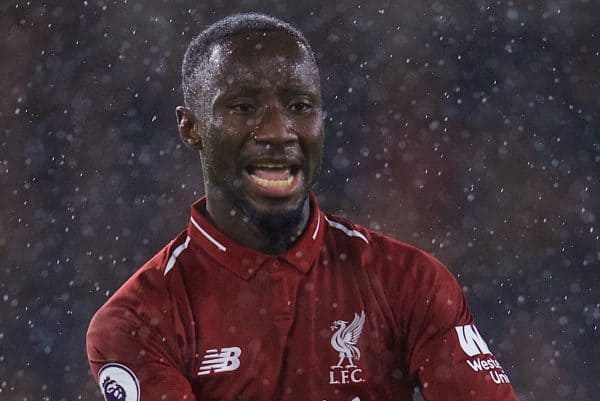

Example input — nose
[252,105,297,146]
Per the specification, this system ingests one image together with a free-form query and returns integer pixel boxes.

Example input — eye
[230,103,256,114]
[288,101,312,113]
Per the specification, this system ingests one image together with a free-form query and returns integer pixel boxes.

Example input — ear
[176,106,203,150]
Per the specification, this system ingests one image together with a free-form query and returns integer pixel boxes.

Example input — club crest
[329,310,366,385]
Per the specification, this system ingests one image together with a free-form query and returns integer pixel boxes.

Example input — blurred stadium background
[1,1,598,400]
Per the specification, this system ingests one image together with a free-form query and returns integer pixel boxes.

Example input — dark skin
[176,31,324,254]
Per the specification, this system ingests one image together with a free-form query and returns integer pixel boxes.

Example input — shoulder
[326,215,462,301]
[321,213,467,333]
[86,231,197,378]
[324,213,447,268]
[88,230,190,334]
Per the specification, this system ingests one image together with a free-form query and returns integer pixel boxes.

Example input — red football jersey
[87,194,518,401]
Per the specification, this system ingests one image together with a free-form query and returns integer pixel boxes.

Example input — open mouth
[244,162,303,196]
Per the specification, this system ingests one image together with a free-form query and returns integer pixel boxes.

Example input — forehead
[205,30,320,91]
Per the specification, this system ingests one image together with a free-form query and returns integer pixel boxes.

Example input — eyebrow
[219,84,320,97]
[278,88,322,103]
[221,85,263,95]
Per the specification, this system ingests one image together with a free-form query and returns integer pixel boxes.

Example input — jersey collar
[186,192,325,280]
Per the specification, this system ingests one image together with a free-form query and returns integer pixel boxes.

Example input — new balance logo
[455,325,491,357]
[197,347,241,376]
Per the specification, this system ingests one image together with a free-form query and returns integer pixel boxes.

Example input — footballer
[86,13,519,401]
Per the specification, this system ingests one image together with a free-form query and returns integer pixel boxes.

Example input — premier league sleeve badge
[98,363,140,401]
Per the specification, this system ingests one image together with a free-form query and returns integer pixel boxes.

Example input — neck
[204,194,311,255]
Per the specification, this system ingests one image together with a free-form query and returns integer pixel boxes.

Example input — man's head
[181,14,316,117]
[176,13,324,230]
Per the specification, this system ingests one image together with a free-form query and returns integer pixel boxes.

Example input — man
[87,13,518,401]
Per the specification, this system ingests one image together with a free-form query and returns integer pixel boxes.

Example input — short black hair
[181,13,315,113]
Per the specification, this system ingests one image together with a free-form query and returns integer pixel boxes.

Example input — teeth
[253,163,287,169]
[249,174,294,187]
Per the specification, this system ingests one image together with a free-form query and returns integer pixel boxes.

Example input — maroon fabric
[87,193,518,401]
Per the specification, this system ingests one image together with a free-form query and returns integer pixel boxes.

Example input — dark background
[1,1,598,400]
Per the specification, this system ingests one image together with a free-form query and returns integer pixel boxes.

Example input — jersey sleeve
[86,263,196,401]
[403,251,518,401]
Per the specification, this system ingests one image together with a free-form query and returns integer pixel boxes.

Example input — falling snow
[1,1,599,401]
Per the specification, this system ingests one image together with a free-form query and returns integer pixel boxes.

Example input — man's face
[193,31,324,220]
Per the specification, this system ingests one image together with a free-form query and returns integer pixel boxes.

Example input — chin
[235,191,309,231]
